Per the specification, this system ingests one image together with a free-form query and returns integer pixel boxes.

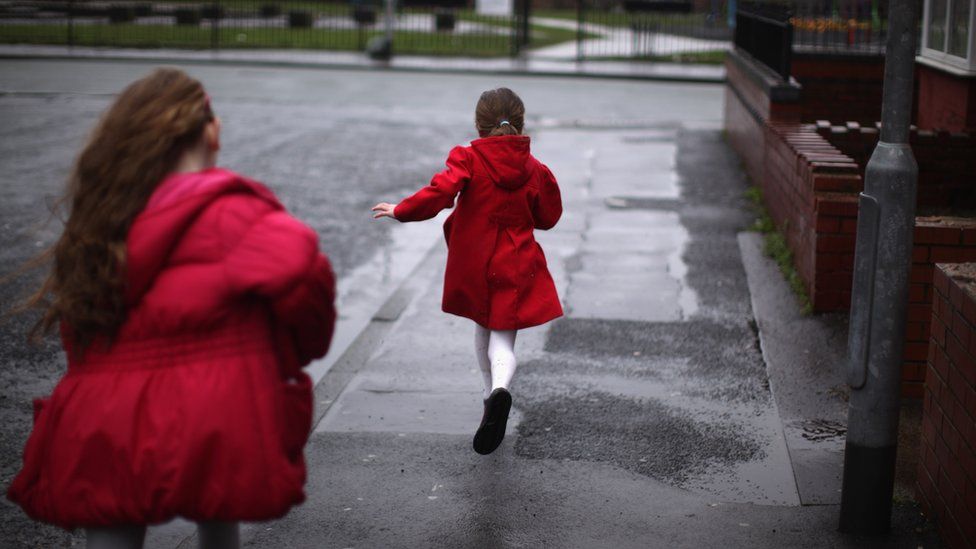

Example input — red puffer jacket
[7,168,336,529]
[394,135,563,330]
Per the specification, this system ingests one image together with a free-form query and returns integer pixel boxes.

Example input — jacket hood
[125,167,280,304]
[470,135,533,190]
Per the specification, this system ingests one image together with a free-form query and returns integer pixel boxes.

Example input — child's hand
[371,203,397,220]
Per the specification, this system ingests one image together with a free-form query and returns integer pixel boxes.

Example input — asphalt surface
[0,59,726,547]
[0,59,943,548]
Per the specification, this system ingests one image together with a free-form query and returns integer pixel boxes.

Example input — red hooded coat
[7,168,336,528]
[394,135,562,330]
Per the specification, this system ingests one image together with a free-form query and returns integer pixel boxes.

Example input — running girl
[372,87,562,455]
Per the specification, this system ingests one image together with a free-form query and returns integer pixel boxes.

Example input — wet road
[0,59,724,547]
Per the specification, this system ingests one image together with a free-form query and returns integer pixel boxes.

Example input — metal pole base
[839,441,897,535]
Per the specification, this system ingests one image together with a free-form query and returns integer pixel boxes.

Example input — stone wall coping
[918,217,976,229]
[727,47,802,104]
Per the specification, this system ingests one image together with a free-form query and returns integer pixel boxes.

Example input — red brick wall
[906,220,976,398]
[917,263,976,548]
[724,80,766,187]
[723,51,976,398]
[917,63,976,132]
[790,54,886,125]
[761,123,862,311]
[815,122,976,212]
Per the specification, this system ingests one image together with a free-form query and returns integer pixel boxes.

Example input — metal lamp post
[839,0,919,536]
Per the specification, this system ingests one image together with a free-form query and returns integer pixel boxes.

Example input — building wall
[917,63,976,132]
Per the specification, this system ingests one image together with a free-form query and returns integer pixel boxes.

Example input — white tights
[86,522,239,549]
[474,325,517,400]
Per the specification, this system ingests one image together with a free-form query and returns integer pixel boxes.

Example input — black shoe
[473,388,512,455]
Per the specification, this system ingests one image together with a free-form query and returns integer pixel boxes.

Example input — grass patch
[0,21,582,56]
[534,8,729,28]
[0,9,589,56]
[600,49,726,64]
[745,186,813,314]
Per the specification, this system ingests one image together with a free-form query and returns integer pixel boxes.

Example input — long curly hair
[22,68,214,350]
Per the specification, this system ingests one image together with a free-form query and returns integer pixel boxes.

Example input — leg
[86,526,146,549]
[198,521,240,549]
[474,324,492,400]
[472,329,517,455]
[488,329,518,392]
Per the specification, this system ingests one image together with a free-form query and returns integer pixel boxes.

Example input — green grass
[745,186,813,315]
[0,21,582,56]
[534,8,728,28]
[602,49,726,64]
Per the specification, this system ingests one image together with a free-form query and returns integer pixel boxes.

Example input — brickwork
[790,54,887,124]
[917,63,976,132]
[917,263,976,548]
[761,123,861,311]
[724,50,976,397]
[815,122,976,212]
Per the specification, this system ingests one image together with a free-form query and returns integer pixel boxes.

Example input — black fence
[735,2,792,79]
[790,0,887,53]
[566,1,732,61]
[0,0,889,60]
[0,0,523,56]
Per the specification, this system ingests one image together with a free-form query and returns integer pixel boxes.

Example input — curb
[310,242,445,430]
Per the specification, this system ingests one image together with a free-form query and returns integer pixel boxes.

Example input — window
[920,0,975,74]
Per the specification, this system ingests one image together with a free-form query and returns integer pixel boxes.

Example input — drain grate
[798,419,847,441]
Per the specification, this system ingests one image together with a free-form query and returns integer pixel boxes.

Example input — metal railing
[735,2,792,80]
[0,0,521,56]
[0,0,890,60]
[565,0,732,61]
[790,0,888,53]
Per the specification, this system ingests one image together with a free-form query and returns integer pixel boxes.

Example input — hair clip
[499,120,511,126]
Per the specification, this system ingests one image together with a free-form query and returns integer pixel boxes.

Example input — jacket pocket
[280,373,313,461]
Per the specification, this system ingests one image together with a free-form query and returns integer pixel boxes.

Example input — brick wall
[761,123,862,311]
[906,220,976,397]
[724,50,976,397]
[917,263,976,548]
[815,122,976,212]
[790,53,887,125]
[917,63,976,132]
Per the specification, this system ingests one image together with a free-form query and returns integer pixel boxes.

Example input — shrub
[174,7,202,25]
[288,10,314,27]
[352,6,376,25]
[132,3,152,17]
[260,3,282,17]
[200,4,225,19]
[435,10,455,32]
[107,4,135,23]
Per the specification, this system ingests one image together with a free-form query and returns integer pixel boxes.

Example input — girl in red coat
[7,68,336,548]
[372,87,562,455]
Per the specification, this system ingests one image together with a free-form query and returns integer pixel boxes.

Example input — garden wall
[918,263,976,548]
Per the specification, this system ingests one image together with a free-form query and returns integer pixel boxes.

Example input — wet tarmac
[0,59,941,548]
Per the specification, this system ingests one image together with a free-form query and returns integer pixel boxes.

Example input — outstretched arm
[374,146,471,223]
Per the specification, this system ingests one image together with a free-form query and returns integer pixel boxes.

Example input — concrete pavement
[227,126,938,548]
[0,59,940,548]
[235,127,939,547]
